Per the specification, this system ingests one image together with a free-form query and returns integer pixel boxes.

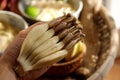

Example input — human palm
[0,22,50,80]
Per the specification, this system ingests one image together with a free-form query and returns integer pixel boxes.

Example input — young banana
[32,50,68,71]
[31,42,64,65]
[16,14,85,76]
[18,24,49,58]
[27,36,59,61]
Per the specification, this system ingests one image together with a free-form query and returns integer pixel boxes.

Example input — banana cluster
[17,14,85,72]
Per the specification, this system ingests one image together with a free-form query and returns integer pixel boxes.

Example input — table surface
[104,29,120,80]
[103,57,120,80]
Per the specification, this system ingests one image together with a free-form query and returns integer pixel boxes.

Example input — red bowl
[0,0,7,10]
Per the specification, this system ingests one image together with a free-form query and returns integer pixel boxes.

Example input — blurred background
[0,0,120,80]
[103,0,120,29]
[103,1,120,80]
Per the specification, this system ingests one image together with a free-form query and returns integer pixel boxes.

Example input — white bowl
[0,11,28,54]
[18,0,83,23]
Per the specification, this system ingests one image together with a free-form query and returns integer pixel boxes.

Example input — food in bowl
[0,11,28,54]
[0,21,19,52]
[25,0,75,21]
[25,6,40,18]
[19,0,83,22]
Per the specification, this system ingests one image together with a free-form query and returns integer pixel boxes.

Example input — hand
[0,22,50,80]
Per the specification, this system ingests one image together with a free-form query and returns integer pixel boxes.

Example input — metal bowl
[18,0,83,24]
[0,10,28,54]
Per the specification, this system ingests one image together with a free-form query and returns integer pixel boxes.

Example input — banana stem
[14,64,26,77]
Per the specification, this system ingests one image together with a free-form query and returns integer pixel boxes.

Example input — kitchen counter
[104,57,120,80]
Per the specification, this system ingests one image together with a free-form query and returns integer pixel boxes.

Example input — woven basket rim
[87,5,119,80]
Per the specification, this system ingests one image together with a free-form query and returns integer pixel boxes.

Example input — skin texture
[0,22,50,80]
